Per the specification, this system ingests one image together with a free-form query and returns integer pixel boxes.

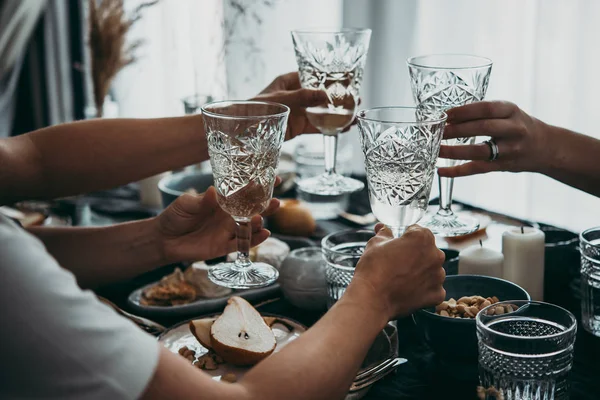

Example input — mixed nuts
[177,345,226,370]
[435,296,519,319]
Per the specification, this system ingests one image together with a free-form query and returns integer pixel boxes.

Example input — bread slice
[189,317,217,349]
[210,297,276,366]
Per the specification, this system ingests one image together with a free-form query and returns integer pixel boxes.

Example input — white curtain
[114,0,343,117]
[115,0,599,232]
[345,0,600,232]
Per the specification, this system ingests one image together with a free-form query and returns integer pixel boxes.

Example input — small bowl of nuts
[413,275,530,361]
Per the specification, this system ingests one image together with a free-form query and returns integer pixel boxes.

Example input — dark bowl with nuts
[413,275,530,362]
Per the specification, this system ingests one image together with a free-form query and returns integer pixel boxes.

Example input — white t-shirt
[0,214,160,399]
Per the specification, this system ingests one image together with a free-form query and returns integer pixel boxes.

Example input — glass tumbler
[476,301,577,400]
[580,227,600,336]
[321,229,375,308]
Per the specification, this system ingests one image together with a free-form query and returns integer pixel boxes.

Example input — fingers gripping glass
[202,101,290,289]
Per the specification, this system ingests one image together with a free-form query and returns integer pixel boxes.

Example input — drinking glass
[291,28,371,196]
[580,227,600,336]
[202,100,289,289]
[407,54,492,237]
[322,229,375,308]
[356,107,447,238]
[477,301,577,400]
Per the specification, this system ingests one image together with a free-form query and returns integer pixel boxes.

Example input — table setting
[19,28,600,400]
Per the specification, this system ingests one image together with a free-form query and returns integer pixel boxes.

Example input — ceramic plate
[159,316,397,399]
[159,314,305,381]
[128,235,315,318]
[128,283,281,319]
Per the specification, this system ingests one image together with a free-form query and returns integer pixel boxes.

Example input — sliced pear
[189,317,216,349]
[210,296,276,366]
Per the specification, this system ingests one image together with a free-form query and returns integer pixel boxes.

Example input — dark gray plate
[128,283,281,319]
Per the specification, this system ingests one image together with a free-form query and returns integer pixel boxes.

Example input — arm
[0,115,206,205]
[539,125,600,197]
[143,287,387,400]
[29,188,276,288]
[0,72,327,206]
[142,225,446,400]
[27,220,164,288]
[438,101,600,197]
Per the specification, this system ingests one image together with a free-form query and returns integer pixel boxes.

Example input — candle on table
[458,240,504,278]
[502,226,545,301]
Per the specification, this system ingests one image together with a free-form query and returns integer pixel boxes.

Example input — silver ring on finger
[484,139,499,161]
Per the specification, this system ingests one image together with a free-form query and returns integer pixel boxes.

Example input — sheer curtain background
[114,0,599,232]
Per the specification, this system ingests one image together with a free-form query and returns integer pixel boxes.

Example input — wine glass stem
[391,227,406,238]
[437,174,455,217]
[323,133,339,175]
[235,220,252,269]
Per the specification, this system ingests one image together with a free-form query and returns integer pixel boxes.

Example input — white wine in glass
[291,28,371,196]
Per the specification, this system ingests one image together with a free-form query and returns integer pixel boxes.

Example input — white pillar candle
[502,227,545,301]
[458,241,504,278]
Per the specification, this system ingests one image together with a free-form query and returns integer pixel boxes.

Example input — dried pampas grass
[88,0,157,117]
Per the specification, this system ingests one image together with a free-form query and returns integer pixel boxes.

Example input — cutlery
[349,357,407,393]
[99,296,166,336]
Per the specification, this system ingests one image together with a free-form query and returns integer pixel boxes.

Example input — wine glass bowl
[357,107,447,238]
[407,54,492,237]
[202,100,289,289]
[291,28,371,196]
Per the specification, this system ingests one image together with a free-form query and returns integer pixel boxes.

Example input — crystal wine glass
[407,54,492,237]
[356,107,447,238]
[201,100,289,289]
[291,28,371,196]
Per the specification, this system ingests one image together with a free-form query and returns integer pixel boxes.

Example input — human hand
[438,101,549,178]
[345,224,446,320]
[156,187,279,263]
[253,72,329,140]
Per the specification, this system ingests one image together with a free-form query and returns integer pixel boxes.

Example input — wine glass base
[297,173,364,196]
[208,262,279,289]
[420,211,480,237]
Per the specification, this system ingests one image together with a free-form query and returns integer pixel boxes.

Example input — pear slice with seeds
[210,296,275,366]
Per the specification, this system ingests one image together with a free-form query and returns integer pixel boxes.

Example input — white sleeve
[0,216,160,400]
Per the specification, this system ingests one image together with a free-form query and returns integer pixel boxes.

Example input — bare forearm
[0,115,207,205]
[142,284,389,400]
[240,285,388,400]
[28,219,165,288]
[541,125,600,197]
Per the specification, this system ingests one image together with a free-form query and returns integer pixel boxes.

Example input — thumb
[278,88,328,108]
[375,224,393,239]
[170,186,218,216]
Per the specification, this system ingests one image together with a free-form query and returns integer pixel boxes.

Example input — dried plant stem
[87,0,157,117]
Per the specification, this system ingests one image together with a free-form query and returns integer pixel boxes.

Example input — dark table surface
[58,179,599,400]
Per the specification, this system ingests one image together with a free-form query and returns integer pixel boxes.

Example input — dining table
[50,176,600,400]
